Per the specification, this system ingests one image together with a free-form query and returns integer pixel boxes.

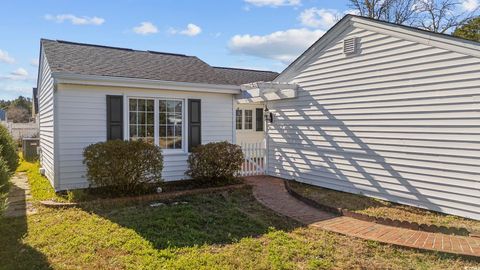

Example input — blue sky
[0,0,356,100]
[0,0,476,100]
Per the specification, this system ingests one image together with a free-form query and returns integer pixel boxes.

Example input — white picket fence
[0,121,39,141]
[239,141,266,176]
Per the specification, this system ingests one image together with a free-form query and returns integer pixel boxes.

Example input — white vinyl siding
[37,51,56,187]
[268,24,480,220]
[55,84,234,190]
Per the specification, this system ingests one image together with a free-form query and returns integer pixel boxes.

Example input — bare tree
[348,0,479,33]
[7,106,30,123]
[414,0,479,33]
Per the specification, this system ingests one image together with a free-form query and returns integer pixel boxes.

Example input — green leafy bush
[0,125,18,172]
[83,140,163,195]
[187,141,243,184]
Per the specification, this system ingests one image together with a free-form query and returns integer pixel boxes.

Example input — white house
[36,39,277,191]
[37,15,480,220]
[258,15,480,220]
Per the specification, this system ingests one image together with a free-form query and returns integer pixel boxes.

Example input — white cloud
[244,0,301,7]
[44,14,105,25]
[0,49,15,64]
[30,58,39,67]
[228,28,324,64]
[133,22,159,35]
[1,68,30,81]
[462,0,479,11]
[299,8,342,29]
[169,23,202,36]
[180,23,202,36]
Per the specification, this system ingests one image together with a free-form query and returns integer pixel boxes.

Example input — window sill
[162,150,187,156]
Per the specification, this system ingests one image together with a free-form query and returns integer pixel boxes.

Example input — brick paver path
[245,175,480,257]
[3,172,36,217]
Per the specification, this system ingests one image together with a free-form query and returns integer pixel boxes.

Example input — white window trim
[126,96,186,155]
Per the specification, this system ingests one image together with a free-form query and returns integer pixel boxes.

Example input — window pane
[159,100,166,113]
[157,99,183,150]
[245,110,253,129]
[175,101,182,113]
[138,99,146,111]
[167,100,176,113]
[129,98,154,144]
[146,112,154,125]
[146,100,154,111]
[236,109,242,130]
[138,112,146,125]
[129,99,137,111]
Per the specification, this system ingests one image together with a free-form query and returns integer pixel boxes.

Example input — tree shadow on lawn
[80,187,301,250]
[0,190,53,269]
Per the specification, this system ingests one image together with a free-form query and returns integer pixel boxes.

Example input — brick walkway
[244,175,480,257]
[3,172,36,217]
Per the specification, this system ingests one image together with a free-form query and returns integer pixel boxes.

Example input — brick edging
[40,183,247,208]
[284,180,471,237]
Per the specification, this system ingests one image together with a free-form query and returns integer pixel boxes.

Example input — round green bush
[187,141,244,184]
[83,140,163,195]
[0,125,18,172]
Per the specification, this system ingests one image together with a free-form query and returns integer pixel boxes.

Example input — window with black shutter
[106,95,123,140]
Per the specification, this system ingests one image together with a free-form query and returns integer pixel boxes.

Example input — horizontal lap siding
[56,85,233,190]
[268,26,480,220]
[38,52,56,186]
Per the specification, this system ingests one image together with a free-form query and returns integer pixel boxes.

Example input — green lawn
[1,187,479,269]
[1,159,478,269]
[289,181,480,233]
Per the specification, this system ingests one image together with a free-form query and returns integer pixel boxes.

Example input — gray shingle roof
[213,67,278,85]
[41,39,278,86]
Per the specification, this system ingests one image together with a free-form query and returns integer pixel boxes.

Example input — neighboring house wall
[55,84,234,190]
[267,22,480,219]
[37,51,56,186]
[235,103,265,145]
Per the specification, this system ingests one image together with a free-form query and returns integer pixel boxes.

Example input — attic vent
[343,38,357,55]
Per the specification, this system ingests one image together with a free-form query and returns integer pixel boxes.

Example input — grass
[3,158,478,269]
[289,181,480,233]
[0,188,478,270]
[16,157,69,203]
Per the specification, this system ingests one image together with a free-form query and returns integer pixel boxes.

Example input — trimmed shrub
[83,140,163,195]
[187,141,244,184]
[0,125,18,172]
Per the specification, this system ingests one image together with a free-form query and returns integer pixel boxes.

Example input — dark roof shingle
[41,39,278,85]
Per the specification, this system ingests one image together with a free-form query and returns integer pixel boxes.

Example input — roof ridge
[43,39,191,57]
[213,66,278,73]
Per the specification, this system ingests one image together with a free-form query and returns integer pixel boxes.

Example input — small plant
[0,125,18,172]
[187,141,243,184]
[83,140,163,195]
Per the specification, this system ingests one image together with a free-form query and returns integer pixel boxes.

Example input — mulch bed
[40,183,247,208]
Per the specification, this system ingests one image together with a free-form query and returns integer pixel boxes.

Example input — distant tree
[6,106,30,123]
[0,96,32,116]
[415,0,479,33]
[453,16,480,41]
[348,0,479,33]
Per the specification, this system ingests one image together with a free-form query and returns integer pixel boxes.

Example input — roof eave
[51,72,241,94]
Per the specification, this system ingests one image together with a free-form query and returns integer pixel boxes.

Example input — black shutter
[256,108,264,131]
[106,95,123,140]
[188,99,201,152]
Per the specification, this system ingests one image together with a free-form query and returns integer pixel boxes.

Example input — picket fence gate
[238,142,266,176]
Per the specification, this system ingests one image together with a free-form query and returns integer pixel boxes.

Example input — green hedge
[0,125,18,172]
[187,141,243,184]
[83,140,164,195]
